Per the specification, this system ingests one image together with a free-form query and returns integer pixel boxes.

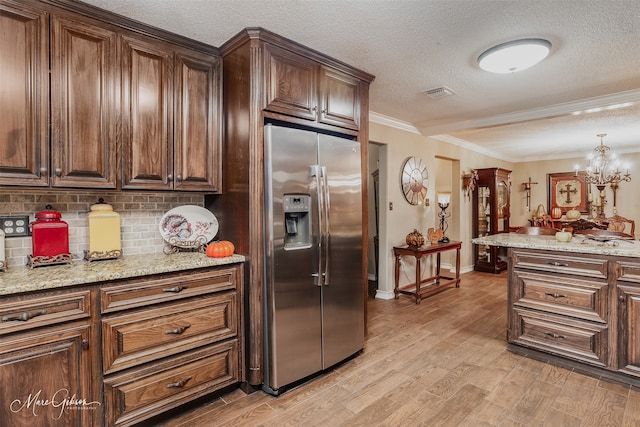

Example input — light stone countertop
[472,233,640,258]
[0,252,247,296]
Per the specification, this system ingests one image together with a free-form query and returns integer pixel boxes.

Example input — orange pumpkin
[550,206,562,219]
[206,240,235,258]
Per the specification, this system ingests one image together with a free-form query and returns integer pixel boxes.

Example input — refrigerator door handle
[311,165,323,286]
[321,166,330,286]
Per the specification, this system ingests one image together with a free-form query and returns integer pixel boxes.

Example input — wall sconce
[462,170,478,201]
[522,177,538,212]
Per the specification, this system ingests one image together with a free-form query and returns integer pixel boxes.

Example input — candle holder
[437,192,451,243]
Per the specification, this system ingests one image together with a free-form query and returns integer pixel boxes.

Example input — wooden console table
[393,241,462,304]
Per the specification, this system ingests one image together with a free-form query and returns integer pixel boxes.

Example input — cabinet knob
[167,174,173,182]
[176,175,182,182]
[162,285,188,293]
[619,294,626,303]
[2,309,47,322]
[166,376,192,389]
[165,324,191,335]
[40,167,47,174]
[54,168,62,176]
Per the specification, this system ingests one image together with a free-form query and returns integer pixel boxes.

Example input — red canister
[31,205,70,258]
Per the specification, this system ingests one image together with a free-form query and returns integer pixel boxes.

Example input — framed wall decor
[547,171,589,214]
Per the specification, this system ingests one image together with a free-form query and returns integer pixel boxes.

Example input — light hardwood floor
[158,271,640,426]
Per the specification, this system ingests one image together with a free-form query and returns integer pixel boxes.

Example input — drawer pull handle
[165,324,191,335]
[547,261,569,267]
[162,285,189,293]
[544,292,568,299]
[2,309,47,322]
[167,376,192,389]
[544,332,566,340]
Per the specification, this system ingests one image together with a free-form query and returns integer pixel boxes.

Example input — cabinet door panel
[319,67,360,130]
[51,15,116,188]
[0,1,49,186]
[174,51,221,191]
[618,285,640,377]
[121,35,173,190]
[0,324,98,426]
[263,44,317,121]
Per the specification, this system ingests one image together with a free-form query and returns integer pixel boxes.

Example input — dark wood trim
[40,0,220,55]
[220,27,375,83]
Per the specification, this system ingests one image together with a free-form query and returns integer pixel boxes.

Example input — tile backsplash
[0,190,207,268]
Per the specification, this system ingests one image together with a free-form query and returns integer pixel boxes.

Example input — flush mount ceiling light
[478,38,551,74]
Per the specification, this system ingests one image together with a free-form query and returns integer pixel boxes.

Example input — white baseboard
[374,289,395,300]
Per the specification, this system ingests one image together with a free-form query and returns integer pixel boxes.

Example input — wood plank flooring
[158,271,640,426]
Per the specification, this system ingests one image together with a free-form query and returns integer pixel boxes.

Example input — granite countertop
[0,252,247,296]
[472,233,640,258]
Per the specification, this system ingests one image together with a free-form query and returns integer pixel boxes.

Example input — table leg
[455,247,461,287]
[394,254,400,299]
[415,255,421,304]
[436,252,441,284]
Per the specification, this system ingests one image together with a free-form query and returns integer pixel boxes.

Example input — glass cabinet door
[497,180,508,232]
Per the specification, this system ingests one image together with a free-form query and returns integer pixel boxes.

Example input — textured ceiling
[81,0,640,162]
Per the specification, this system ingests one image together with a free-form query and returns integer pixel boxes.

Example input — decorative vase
[566,207,581,220]
[406,229,425,247]
[550,206,562,219]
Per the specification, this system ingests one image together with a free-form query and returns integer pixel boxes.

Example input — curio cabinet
[473,167,511,273]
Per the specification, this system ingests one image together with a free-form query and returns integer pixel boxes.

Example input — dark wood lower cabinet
[0,323,99,427]
[508,248,640,385]
[0,264,244,426]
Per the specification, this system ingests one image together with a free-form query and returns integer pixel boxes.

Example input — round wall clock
[401,156,429,205]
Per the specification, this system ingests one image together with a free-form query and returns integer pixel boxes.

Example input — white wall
[510,153,640,228]
[369,122,513,299]
[370,121,640,300]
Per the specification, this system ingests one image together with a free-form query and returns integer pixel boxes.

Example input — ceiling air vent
[424,86,456,100]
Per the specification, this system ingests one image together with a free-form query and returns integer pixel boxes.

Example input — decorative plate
[159,205,218,247]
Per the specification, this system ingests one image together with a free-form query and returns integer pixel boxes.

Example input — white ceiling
[82,0,640,162]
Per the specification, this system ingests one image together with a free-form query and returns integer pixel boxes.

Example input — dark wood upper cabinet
[1,0,221,192]
[121,33,221,192]
[264,43,318,121]
[173,50,221,192]
[50,13,117,188]
[263,43,360,131]
[319,66,360,130]
[0,0,49,186]
[120,35,174,190]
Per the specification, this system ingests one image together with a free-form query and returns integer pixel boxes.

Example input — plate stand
[163,236,209,255]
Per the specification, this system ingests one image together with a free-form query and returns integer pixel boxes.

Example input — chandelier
[583,133,631,188]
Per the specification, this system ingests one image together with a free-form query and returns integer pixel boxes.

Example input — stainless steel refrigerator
[263,124,364,395]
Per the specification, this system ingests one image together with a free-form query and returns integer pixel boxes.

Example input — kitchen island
[0,252,247,426]
[473,233,640,386]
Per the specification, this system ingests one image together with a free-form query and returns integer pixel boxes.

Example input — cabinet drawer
[102,293,237,373]
[104,341,238,427]
[512,250,608,279]
[511,308,608,367]
[0,291,91,335]
[101,266,238,313]
[618,260,640,285]
[512,271,608,323]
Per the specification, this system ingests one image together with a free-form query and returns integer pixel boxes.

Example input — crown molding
[430,135,517,162]
[369,112,421,135]
[417,89,640,136]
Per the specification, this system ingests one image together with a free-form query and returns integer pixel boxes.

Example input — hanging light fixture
[577,133,631,218]
[581,133,631,187]
[478,38,551,74]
